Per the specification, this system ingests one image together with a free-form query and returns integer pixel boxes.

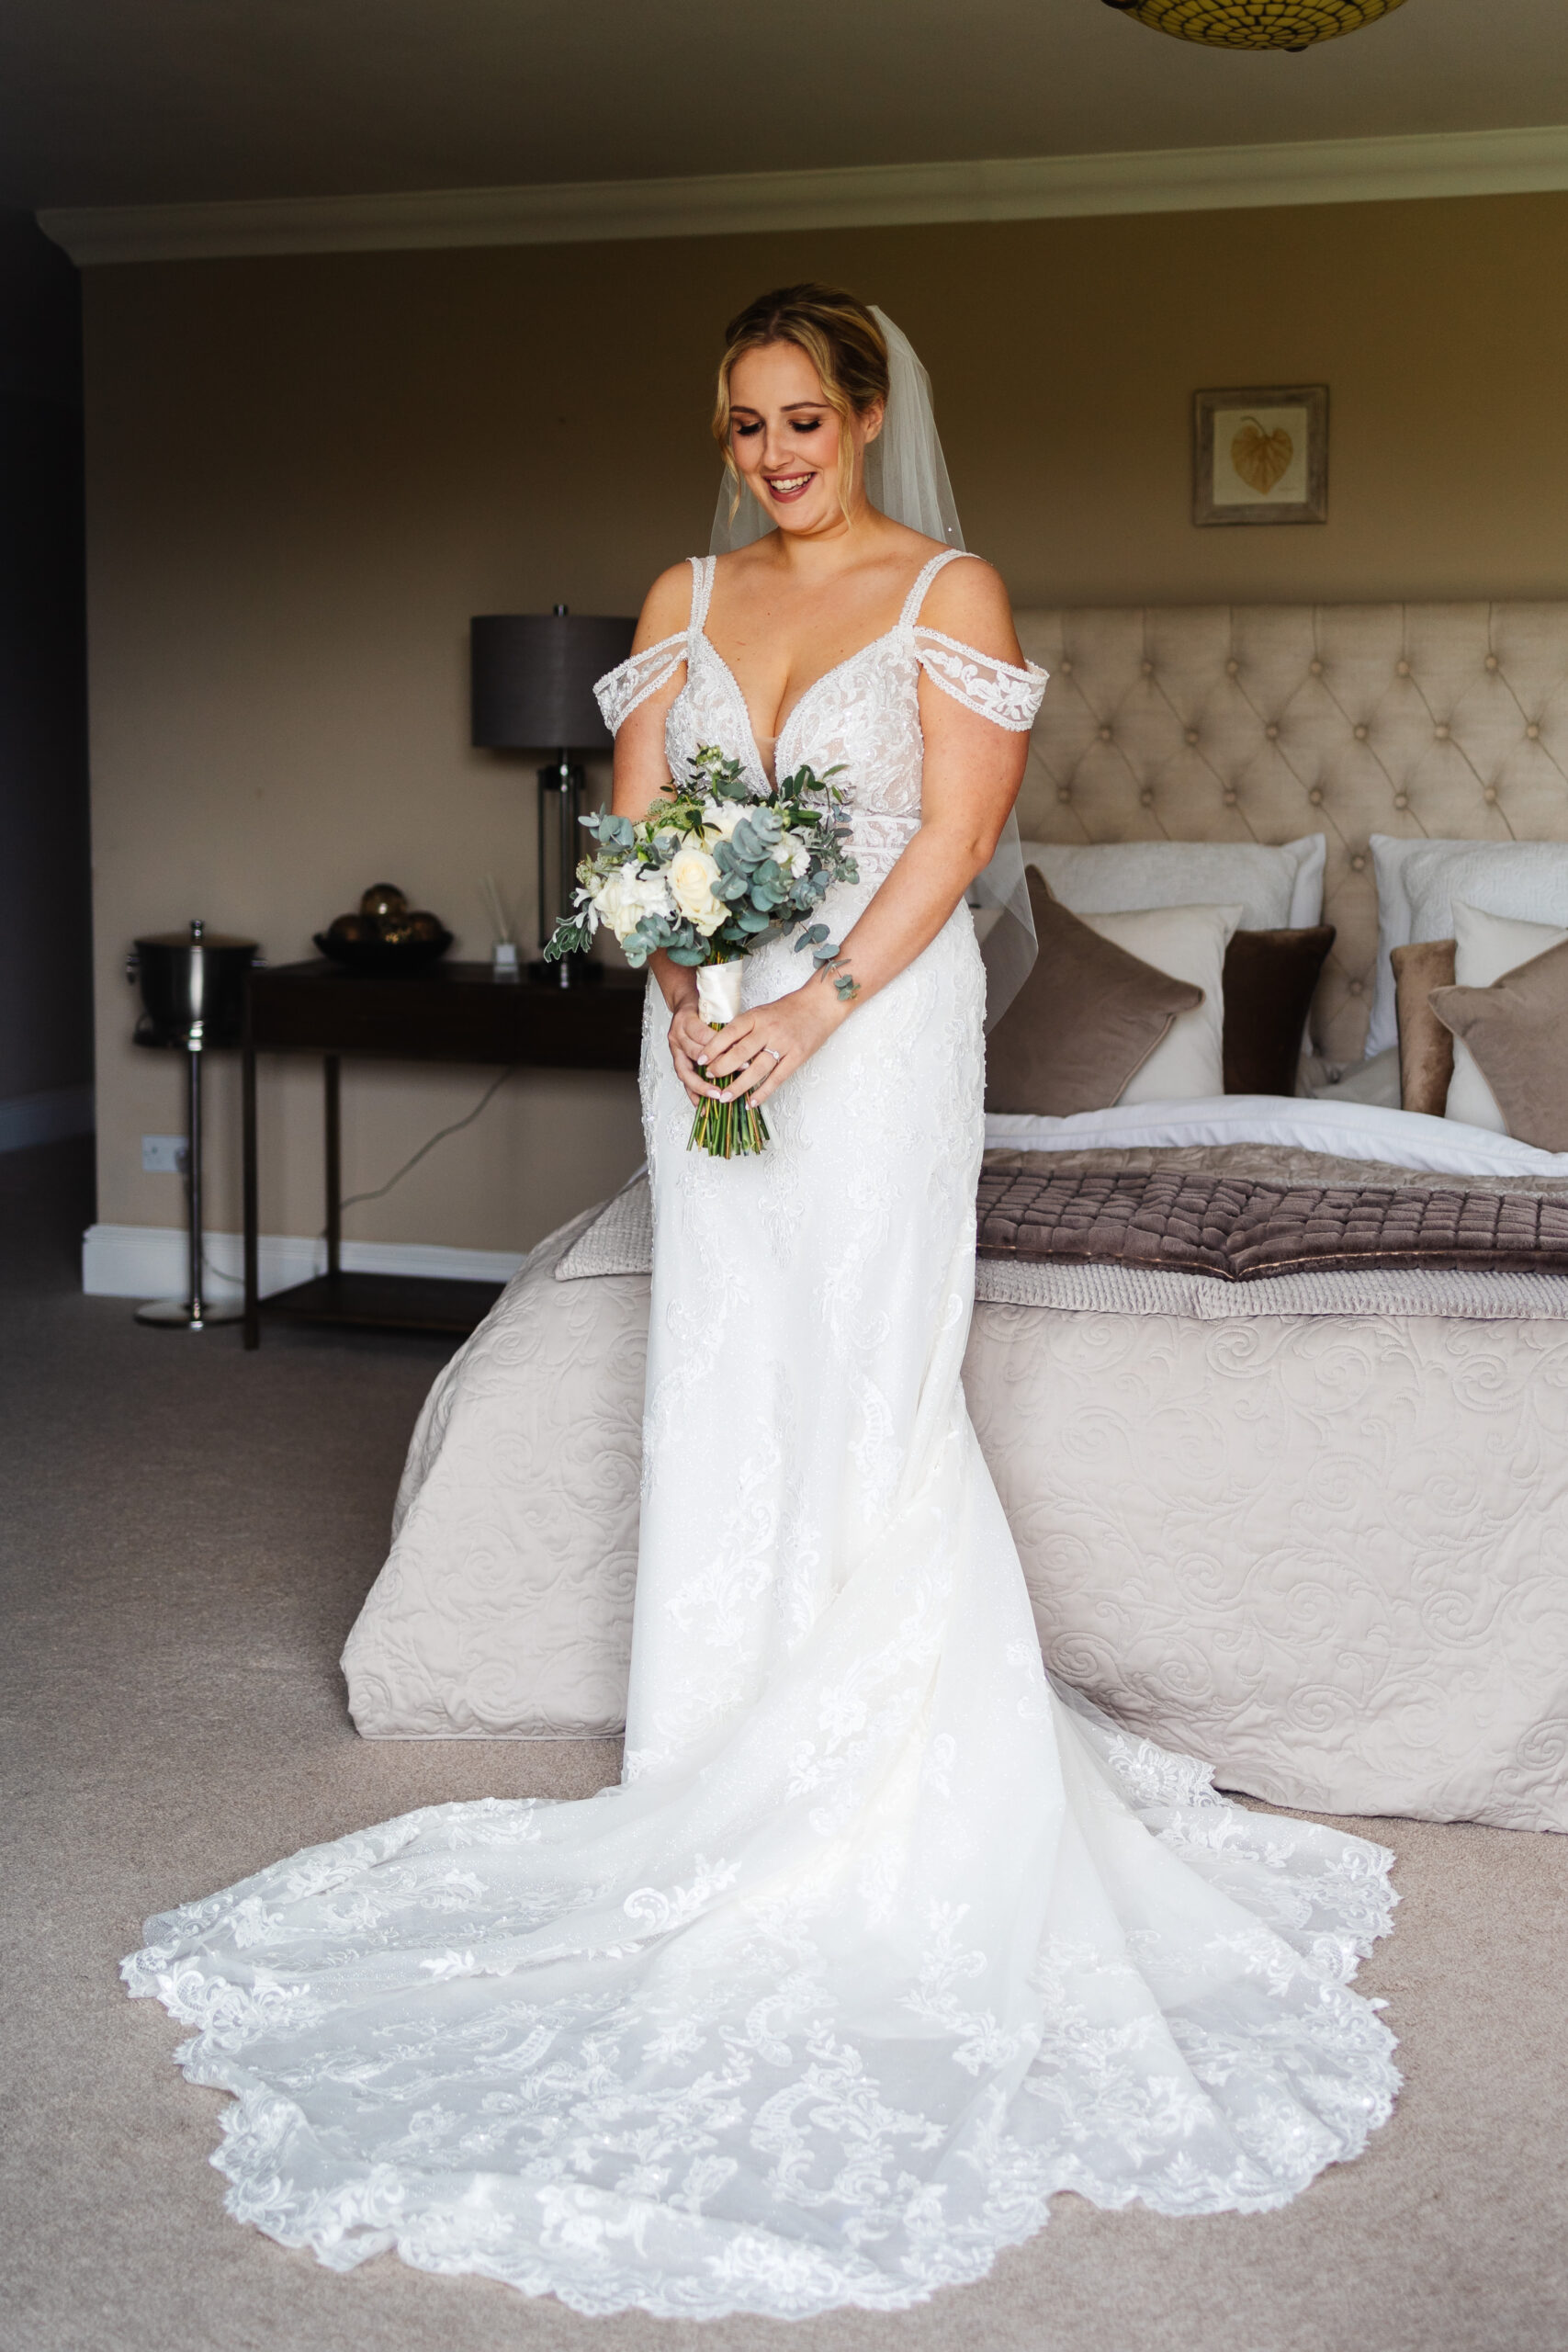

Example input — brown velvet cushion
[1220,926,1336,1097]
[985,868,1202,1115]
[1393,938,1457,1116]
[1429,938,1568,1152]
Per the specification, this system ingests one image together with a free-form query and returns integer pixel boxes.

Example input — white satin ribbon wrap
[695,959,744,1026]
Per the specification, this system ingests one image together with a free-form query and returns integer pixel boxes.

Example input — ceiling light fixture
[1100,0,1408,50]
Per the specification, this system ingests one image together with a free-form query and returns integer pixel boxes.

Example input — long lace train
[124,1677,1395,2319]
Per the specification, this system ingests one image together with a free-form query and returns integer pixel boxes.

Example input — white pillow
[1443,900,1568,1134]
[1370,836,1568,1060]
[1080,903,1244,1105]
[1021,836,1325,933]
[1307,1046,1402,1109]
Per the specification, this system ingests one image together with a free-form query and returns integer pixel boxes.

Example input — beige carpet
[3,1138,1564,2352]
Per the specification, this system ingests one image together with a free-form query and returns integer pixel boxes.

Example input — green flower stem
[687,1023,771,1157]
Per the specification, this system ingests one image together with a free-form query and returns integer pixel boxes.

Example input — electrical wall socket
[141,1135,188,1174]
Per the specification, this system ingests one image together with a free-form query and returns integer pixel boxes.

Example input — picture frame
[1193,384,1328,527]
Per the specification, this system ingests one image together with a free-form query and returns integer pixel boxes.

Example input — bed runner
[975,1165,1568,1280]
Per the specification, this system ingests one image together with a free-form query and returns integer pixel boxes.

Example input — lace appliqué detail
[913,627,1047,731]
[594,632,686,736]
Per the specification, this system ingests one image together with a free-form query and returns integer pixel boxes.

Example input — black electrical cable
[326,1064,519,1231]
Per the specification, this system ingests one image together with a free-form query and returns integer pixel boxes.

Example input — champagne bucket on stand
[126,920,259,1329]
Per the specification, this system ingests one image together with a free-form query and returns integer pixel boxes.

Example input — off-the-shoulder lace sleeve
[912,628,1048,732]
[594,631,686,736]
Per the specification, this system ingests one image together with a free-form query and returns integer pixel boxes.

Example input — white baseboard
[0,1084,94,1155]
[82,1221,525,1301]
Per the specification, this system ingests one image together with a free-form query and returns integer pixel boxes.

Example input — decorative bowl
[314,900,454,974]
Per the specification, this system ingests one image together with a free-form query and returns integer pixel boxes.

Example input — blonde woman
[129,286,1398,2320]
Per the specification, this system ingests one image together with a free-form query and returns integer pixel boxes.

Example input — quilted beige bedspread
[343,1185,1568,1832]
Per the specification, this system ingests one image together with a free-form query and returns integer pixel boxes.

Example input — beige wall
[85,190,1568,1259]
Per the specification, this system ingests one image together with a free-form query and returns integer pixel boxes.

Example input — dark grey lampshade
[470,611,637,750]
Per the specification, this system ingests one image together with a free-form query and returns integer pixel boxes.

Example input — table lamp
[470,605,636,987]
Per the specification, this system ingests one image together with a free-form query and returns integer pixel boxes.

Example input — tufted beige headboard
[1011,605,1568,1065]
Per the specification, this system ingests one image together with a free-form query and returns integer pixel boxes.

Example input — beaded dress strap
[687,552,716,644]
[898,547,975,630]
[897,548,1048,731]
[592,558,708,737]
[899,549,1049,733]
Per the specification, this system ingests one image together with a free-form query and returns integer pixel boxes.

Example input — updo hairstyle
[713,284,890,526]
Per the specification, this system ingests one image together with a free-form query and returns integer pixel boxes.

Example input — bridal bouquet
[544,746,860,1155]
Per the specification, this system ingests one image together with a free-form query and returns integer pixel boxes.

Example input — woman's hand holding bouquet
[544,747,859,1155]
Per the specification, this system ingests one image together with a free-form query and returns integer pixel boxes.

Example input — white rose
[701,799,746,842]
[667,844,728,936]
[772,836,811,879]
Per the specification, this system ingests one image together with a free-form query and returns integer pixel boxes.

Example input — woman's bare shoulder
[632,560,696,651]
[712,536,785,587]
[918,555,1023,663]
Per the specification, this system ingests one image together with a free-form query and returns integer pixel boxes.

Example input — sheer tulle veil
[709,306,1038,1026]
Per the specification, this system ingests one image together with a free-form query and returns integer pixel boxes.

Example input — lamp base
[525,956,604,989]
[136,1295,245,1329]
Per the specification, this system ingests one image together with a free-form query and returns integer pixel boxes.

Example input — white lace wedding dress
[124,550,1399,2321]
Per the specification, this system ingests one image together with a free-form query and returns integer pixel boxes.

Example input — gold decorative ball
[359,881,410,918]
[377,910,445,949]
[1100,0,1408,48]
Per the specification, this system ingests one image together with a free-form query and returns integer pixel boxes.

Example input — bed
[343,602,1568,1834]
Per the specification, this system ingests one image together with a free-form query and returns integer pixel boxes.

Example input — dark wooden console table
[242,960,643,1349]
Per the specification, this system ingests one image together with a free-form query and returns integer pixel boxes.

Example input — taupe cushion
[1430,938,1568,1153]
[1221,927,1336,1098]
[985,869,1201,1116]
[1442,902,1568,1133]
[1392,938,1456,1117]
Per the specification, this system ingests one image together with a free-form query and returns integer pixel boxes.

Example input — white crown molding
[40,122,1568,267]
[82,1220,525,1300]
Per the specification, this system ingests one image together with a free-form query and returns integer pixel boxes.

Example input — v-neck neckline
[698,624,903,783]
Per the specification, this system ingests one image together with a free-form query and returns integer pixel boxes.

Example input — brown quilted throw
[975,1165,1568,1281]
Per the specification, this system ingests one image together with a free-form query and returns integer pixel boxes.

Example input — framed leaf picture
[1193,385,1327,526]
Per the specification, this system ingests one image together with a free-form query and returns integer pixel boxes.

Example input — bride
[124,285,1398,2322]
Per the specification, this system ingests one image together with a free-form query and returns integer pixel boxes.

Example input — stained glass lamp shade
[1100,0,1408,49]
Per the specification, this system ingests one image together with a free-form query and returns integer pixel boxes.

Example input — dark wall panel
[0,209,92,1113]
